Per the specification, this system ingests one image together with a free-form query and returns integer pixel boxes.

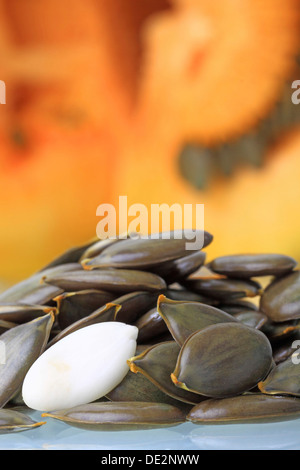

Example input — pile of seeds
[1,230,300,432]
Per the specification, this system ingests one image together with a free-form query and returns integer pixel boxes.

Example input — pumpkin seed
[0,409,46,434]
[127,341,205,405]
[134,307,168,343]
[261,319,300,341]
[0,263,80,305]
[0,304,56,324]
[165,288,216,304]
[272,332,300,364]
[181,277,262,300]
[208,254,297,279]
[81,230,212,270]
[232,311,268,330]
[260,271,300,322]
[258,356,300,397]
[0,312,55,408]
[42,268,166,294]
[216,300,258,314]
[106,367,189,410]
[171,322,273,398]
[150,251,206,284]
[55,289,116,330]
[112,291,158,324]
[42,401,186,431]
[186,394,300,424]
[157,295,238,346]
[22,322,138,411]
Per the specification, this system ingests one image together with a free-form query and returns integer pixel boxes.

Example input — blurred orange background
[0,0,300,285]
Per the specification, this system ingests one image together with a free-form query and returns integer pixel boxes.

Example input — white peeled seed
[22,322,138,412]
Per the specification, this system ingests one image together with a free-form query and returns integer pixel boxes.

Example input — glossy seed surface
[182,277,262,300]
[128,341,204,405]
[157,295,238,346]
[0,313,55,407]
[258,356,300,397]
[81,230,212,270]
[209,254,297,279]
[187,394,300,424]
[0,409,46,434]
[172,322,273,398]
[150,251,206,284]
[42,401,186,431]
[42,269,166,293]
[260,271,300,322]
[47,303,121,347]
[55,290,116,330]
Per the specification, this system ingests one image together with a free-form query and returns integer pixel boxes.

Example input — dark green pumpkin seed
[128,341,205,405]
[260,271,300,322]
[42,401,186,431]
[187,394,300,424]
[112,291,158,324]
[0,409,46,433]
[79,237,126,262]
[0,263,80,306]
[165,288,217,304]
[81,230,212,270]
[217,300,258,314]
[47,303,121,348]
[0,305,57,324]
[106,368,189,410]
[42,268,166,294]
[0,313,55,407]
[258,356,300,397]
[172,322,273,398]
[55,289,116,330]
[208,254,297,279]
[181,277,262,301]
[232,311,268,330]
[134,308,168,343]
[261,319,300,341]
[157,295,238,346]
[150,251,206,284]
[272,332,300,364]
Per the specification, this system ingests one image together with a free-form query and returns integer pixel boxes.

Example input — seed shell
[0,409,46,434]
[260,271,300,322]
[47,303,121,347]
[128,341,205,405]
[181,277,262,300]
[134,308,168,343]
[258,356,300,397]
[42,401,186,431]
[172,322,273,398]
[187,394,300,424]
[42,268,166,294]
[208,254,297,279]
[81,230,212,270]
[55,289,116,330]
[0,312,55,408]
[157,295,238,346]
